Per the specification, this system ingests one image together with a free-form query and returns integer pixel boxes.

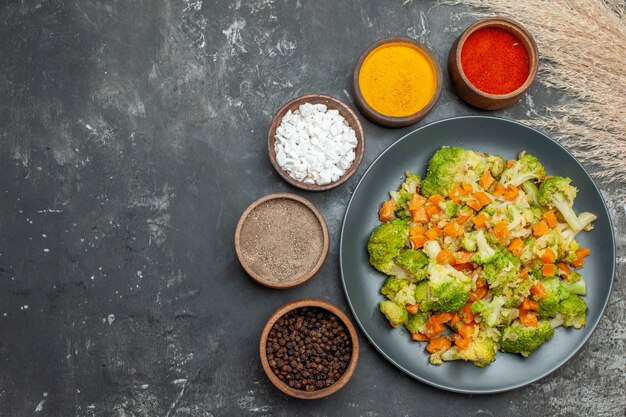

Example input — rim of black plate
[339,115,616,394]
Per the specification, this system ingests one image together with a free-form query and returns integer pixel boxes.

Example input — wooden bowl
[352,37,443,127]
[268,94,365,191]
[259,299,360,399]
[447,17,539,110]
[234,193,329,289]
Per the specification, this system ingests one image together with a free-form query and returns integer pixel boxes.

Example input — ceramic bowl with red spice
[448,17,539,110]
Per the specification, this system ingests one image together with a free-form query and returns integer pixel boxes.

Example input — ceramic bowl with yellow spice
[352,37,443,128]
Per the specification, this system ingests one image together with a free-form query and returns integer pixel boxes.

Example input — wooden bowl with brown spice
[259,299,360,399]
[234,193,329,289]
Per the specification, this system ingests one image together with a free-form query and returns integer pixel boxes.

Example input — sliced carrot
[411,206,429,223]
[410,234,427,250]
[410,224,426,236]
[436,249,456,265]
[449,312,461,326]
[448,184,464,204]
[425,317,446,338]
[455,337,472,350]
[540,247,556,264]
[476,277,487,288]
[532,220,550,237]
[473,191,491,206]
[444,221,464,237]
[379,199,395,222]
[557,263,572,278]
[408,194,427,211]
[503,185,520,201]
[467,198,483,212]
[542,263,556,277]
[520,268,529,279]
[405,304,420,315]
[508,238,525,257]
[455,251,475,264]
[530,282,548,300]
[494,220,511,244]
[542,210,558,228]
[453,263,474,272]
[468,286,488,302]
[424,229,438,241]
[411,332,429,342]
[428,194,445,204]
[492,182,505,196]
[520,298,540,311]
[462,303,475,324]
[461,183,473,194]
[572,247,591,267]
[507,159,516,168]
[519,311,538,327]
[431,226,443,237]
[425,202,440,217]
[457,209,474,224]
[432,312,454,324]
[471,213,488,229]
[480,170,495,190]
[426,337,452,353]
[458,323,476,339]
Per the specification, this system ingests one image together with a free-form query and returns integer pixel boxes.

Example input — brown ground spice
[239,198,324,283]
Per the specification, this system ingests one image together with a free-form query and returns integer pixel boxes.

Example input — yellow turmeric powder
[358,42,438,117]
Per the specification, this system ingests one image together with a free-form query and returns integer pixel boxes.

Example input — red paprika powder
[461,27,530,95]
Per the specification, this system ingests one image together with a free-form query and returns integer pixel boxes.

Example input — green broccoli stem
[552,194,583,231]
[562,279,586,295]
[522,181,541,207]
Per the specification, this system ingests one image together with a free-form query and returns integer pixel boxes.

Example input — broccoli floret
[562,269,583,284]
[414,281,432,312]
[427,264,472,312]
[395,249,429,282]
[472,230,497,264]
[441,200,458,218]
[561,278,586,296]
[440,332,499,367]
[538,176,583,231]
[402,172,421,194]
[393,282,418,306]
[556,235,580,264]
[557,212,596,244]
[522,180,541,207]
[380,276,409,300]
[379,300,408,328]
[471,295,519,327]
[405,312,429,334]
[483,251,529,307]
[537,277,570,318]
[486,155,506,179]
[421,147,487,196]
[367,219,409,274]
[461,231,478,252]
[558,295,587,329]
[500,321,554,357]
[500,154,546,187]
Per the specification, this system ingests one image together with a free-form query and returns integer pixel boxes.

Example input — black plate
[339,116,615,394]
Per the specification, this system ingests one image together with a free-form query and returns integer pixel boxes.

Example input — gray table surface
[0,1,624,416]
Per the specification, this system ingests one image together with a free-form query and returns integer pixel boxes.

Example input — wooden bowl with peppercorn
[447,17,539,110]
[259,299,359,399]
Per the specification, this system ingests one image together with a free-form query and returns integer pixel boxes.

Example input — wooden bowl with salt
[234,193,329,289]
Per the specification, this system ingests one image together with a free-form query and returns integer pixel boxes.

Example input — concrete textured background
[0,1,623,416]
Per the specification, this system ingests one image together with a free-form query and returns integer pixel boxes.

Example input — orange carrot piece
[405,304,420,315]
[508,238,525,257]
[520,268,529,280]
[503,185,520,201]
[519,311,538,327]
[444,221,464,237]
[426,337,452,353]
[542,210,558,228]
[473,191,491,206]
[540,247,556,264]
[476,277,487,288]
[532,220,550,237]
[425,317,446,338]
[411,206,429,223]
[432,312,454,324]
[457,209,474,224]
[458,323,476,339]
[411,332,429,342]
[480,170,495,190]
[471,213,488,228]
[424,228,438,241]
[462,303,475,324]
[425,202,440,217]
[530,282,548,300]
[467,198,483,212]
[410,224,426,236]
[577,248,591,258]
[520,298,540,311]
[542,263,556,277]
[448,184,464,204]
[455,251,475,264]
[494,220,511,244]
[507,159,516,168]
[468,286,488,302]
[449,312,461,326]
[431,226,443,237]
[408,194,427,211]
[461,183,473,194]
[379,199,395,222]
[437,249,456,265]
[455,337,472,350]
[492,182,505,196]
[557,263,572,278]
[428,194,445,204]
[410,234,427,250]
